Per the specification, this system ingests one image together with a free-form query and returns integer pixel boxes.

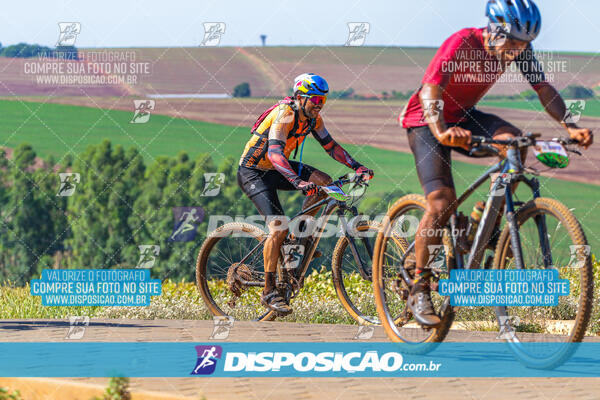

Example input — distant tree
[233,82,251,98]
[0,42,76,59]
[54,45,79,60]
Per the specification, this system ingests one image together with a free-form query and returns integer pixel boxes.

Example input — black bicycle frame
[235,191,372,287]
[396,147,548,283]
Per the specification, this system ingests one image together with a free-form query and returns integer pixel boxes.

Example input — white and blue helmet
[486,0,541,42]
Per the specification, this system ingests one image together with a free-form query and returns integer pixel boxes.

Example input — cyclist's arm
[419,84,447,137]
[312,120,362,170]
[519,47,593,148]
[267,108,303,187]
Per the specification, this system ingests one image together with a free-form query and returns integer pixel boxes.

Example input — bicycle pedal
[312,250,323,259]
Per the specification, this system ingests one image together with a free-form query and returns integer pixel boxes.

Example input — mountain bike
[372,133,594,368]
[196,173,404,323]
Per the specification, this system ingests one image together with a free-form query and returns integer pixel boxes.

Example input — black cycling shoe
[261,290,292,316]
[407,278,441,327]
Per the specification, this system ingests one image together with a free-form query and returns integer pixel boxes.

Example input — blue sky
[2,0,599,52]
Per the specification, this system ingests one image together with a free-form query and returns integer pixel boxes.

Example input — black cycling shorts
[237,161,316,216]
[407,108,520,195]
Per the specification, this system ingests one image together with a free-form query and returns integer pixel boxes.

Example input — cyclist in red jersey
[399,0,593,326]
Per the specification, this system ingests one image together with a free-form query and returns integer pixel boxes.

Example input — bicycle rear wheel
[196,222,277,321]
[372,194,455,346]
[493,197,594,368]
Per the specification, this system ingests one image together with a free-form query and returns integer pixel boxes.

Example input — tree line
[0,141,267,285]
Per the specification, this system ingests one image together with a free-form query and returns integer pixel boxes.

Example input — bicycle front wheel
[493,197,594,368]
[372,194,455,345]
[332,220,408,325]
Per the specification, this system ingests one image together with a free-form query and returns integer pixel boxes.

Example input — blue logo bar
[0,342,598,377]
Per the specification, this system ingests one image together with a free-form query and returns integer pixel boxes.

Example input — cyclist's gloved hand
[297,181,318,196]
[355,165,374,181]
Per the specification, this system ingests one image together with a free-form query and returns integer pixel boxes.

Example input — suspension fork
[526,177,553,268]
[337,206,372,280]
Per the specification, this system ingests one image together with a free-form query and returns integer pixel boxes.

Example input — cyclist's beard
[300,98,311,119]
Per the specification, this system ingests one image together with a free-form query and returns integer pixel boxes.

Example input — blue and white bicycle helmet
[293,73,329,96]
[486,0,541,42]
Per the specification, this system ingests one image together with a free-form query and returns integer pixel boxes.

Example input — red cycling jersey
[400,27,548,128]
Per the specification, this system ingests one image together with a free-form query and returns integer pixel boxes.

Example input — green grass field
[480,98,600,117]
[2,100,600,250]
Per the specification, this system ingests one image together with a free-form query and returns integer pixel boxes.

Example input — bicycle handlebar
[471,133,580,148]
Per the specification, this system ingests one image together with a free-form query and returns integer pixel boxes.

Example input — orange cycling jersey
[239,103,323,170]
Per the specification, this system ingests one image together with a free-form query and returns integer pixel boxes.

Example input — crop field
[2,99,600,252]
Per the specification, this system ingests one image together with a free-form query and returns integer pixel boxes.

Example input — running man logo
[210,316,235,340]
[345,23,370,46]
[201,173,225,197]
[57,173,80,197]
[488,22,511,46]
[191,345,223,375]
[169,207,205,242]
[65,315,89,340]
[419,99,444,124]
[136,245,160,269]
[426,244,447,271]
[496,315,520,340]
[567,245,591,269]
[201,23,226,46]
[282,244,304,270]
[130,100,155,124]
[563,100,586,124]
[57,22,81,46]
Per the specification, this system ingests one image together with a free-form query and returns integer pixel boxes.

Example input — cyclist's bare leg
[262,218,292,313]
[409,186,457,326]
[263,218,288,293]
[415,187,458,275]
